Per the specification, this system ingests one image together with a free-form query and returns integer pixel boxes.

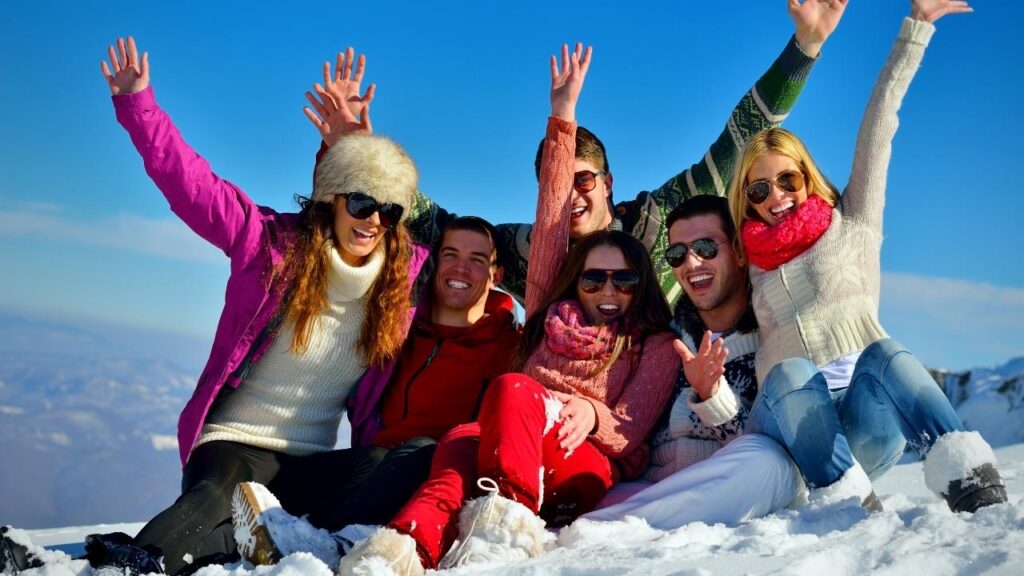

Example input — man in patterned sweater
[583,195,801,528]
[405,2,848,307]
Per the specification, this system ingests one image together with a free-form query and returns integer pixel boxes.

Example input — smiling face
[569,158,613,239]
[746,153,808,226]
[432,228,502,326]
[668,213,748,331]
[576,244,634,324]
[333,195,388,266]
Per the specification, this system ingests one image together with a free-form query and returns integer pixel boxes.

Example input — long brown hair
[514,230,671,372]
[282,196,411,367]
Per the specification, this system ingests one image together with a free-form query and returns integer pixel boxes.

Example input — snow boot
[923,431,1008,513]
[944,463,1007,513]
[231,482,284,566]
[438,478,549,569]
[807,460,881,513]
[84,532,164,575]
[337,527,424,576]
[1,526,44,574]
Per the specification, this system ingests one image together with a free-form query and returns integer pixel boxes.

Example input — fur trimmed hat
[313,134,418,223]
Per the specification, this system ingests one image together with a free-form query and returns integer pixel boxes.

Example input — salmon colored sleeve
[525,116,576,318]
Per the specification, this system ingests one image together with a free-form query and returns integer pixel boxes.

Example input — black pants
[132,438,436,575]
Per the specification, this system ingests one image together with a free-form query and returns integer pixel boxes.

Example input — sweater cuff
[547,115,575,136]
[687,377,739,427]
[112,85,157,114]
[775,35,818,85]
[901,16,936,47]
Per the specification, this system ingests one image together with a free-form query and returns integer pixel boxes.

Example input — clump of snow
[542,394,564,436]
[923,430,998,496]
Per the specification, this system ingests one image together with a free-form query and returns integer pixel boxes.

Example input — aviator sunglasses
[578,269,640,295]
[744,170,805,205]
[664,238,726,268]
[573,170,608,194]
[339,192,405,228]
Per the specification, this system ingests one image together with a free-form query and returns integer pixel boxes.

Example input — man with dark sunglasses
[392,2,848,308]
[584,194,800,528]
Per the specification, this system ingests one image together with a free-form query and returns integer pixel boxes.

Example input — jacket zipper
[402,338,444,419]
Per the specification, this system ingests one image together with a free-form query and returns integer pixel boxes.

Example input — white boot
[231,482,341,568]
[923,431,1007,513]
[438,478,550,569]
[807,460,881,512]
[337,527,423,576]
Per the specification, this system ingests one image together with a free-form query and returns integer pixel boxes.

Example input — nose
[365,211,382,226]
[600,277,617,295]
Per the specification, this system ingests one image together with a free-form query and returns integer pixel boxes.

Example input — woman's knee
[480,373,545,413]
[760,358,827,404]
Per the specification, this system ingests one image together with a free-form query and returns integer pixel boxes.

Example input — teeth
[571,206,586,216]
[598,304,619,311]
[353,229,375,239]
[770,201,794,215]
[688,273,713,284]
[447,279,470,289]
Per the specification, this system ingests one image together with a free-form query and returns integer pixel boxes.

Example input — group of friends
[0,1,1010,575]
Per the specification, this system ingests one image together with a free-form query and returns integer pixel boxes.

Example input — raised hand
[550,42,592,122]
[673,332,728,401]
[303,47,375,145]
[911,0,972,23]
[788,0,850,58]
[552,390,597,451]
[100,36,149,96]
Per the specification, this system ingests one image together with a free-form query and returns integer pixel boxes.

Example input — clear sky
[1,0,1021,371]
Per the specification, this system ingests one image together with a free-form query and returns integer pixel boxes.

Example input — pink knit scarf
[741,194,833,270]
[544,300,621,360]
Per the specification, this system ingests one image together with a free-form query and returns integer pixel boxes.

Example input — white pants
[583,434,800,529]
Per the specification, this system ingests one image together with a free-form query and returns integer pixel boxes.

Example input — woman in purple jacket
[84,37,428,575]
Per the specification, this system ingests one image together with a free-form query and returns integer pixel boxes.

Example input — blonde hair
[727,128,839,258]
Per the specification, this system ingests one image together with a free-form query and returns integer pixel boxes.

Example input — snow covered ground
[16,442,1023,576]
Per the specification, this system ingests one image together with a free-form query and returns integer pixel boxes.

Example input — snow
[17,443,1023,575]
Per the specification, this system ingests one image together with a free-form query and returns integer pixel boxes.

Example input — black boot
[862,491,885,513]
[945,463,1008,513]
[85,532,165,575]
[1,526,45,574]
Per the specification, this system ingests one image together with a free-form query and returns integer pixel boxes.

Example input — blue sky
[1,0,1021,371]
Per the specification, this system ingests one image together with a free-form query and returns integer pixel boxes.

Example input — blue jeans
[746,339,965,489]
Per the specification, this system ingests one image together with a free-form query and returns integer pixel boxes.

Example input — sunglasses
[573,170,607,194]
[664,238,725,268]
[744,170,805,205]
[339,192,405,228]
[578,269,640,295]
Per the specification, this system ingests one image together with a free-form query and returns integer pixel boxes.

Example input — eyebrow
[440,246,495,260]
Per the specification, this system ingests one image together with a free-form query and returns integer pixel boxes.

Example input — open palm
[911,0,973,23]
[789,0,849,55]
[100,36,149,96]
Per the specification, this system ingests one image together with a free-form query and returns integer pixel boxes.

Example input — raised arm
[103,36,265,257]
[526,43,592,317]
[842,0,969,225]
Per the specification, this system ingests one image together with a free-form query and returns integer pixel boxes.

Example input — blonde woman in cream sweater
[730,0,1007,515]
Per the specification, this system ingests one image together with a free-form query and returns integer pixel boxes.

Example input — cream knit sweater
[750,18,935,384]
[197,245,383,455]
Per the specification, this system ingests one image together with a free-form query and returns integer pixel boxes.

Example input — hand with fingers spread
[673,331,728,401]
[789,0,850,58]
[550,42,593,123]
[551,391,597,451]
[303,47,376,145]
[911,0,973,23]
[100,36,149,95]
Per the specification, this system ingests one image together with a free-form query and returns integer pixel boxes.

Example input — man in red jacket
[232,216,522,568]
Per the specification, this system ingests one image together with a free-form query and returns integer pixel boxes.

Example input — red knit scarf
[741,194,833,270]
[544,300,622,360]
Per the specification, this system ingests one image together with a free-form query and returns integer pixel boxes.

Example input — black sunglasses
[573,170,607,194]
[665,238,725,268]
[578,269,640,294]
[744,170,805,205]
[339,192,404,228]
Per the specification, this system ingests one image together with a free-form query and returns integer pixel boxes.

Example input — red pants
[388,374,614,568]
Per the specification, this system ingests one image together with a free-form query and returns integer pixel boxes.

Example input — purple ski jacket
[113,87,429,466]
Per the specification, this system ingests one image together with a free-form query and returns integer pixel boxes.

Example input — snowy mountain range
[1,311,1021,533]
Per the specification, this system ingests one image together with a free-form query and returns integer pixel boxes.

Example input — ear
[604,172,613,197]
[491,266,504,287]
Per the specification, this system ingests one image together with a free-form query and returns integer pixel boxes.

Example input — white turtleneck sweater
[197,244,384,456]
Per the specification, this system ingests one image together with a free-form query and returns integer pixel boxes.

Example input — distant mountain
[930,357,1024,448]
